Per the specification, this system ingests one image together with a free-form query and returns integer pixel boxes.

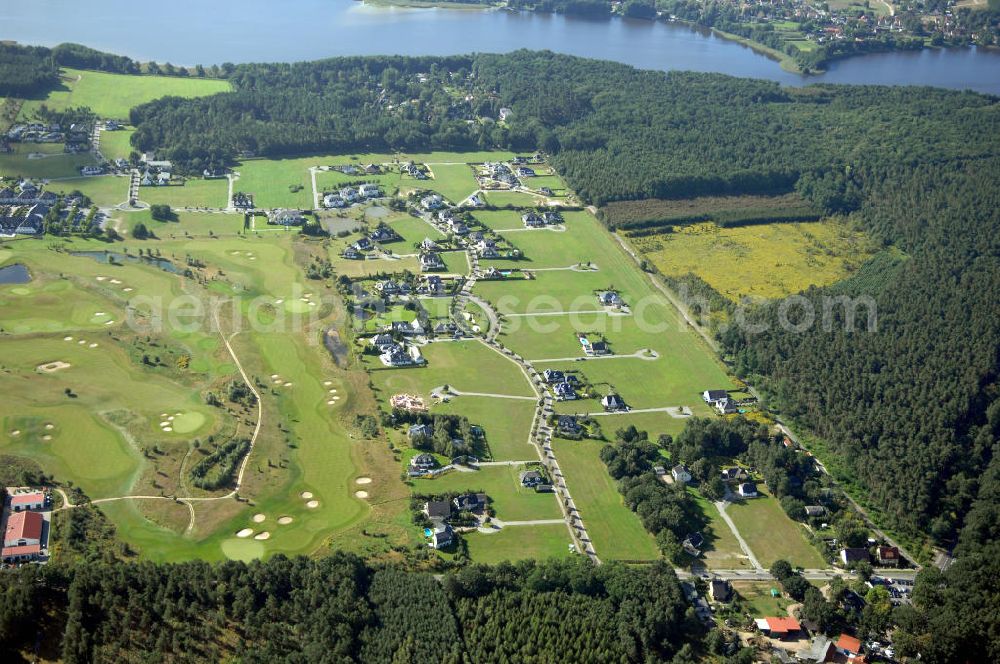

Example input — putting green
[10,287,30,295]
[220,538,265,561]
[284,299,313,313]
[170,412,206,434]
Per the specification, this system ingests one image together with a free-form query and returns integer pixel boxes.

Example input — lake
[3,0,999,94]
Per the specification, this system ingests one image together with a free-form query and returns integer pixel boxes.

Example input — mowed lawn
[99,128,136,161]
[0,144,95,179]
[50,176,129,207]
[726,486,826,569]
[551,439,660,561]
[484,190,544,207]
[138,179,229,208]
[425,163,480,202]
[690,490,752,570]
[20,68,230,119]
[434,395,536,461]
[369,340,534,400]
[235,157,315,209]
[411,464,562,521]
[464,523,573,564]
[386,214,445,246]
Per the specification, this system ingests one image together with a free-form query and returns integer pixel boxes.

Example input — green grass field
[464,523,573,564]
[726,486,826,569]
[690,491,752,570]
[98,128,136,161]
[19,68,230,119]
[0,144,96,179]
[412,464,561,521]
[235,158,315,209]
[484,190,544,207]
[138,179,229,208]
[51,176,128,207]
[551,438,660,561]
[435,396,536,461]
[425,163,480,202]
[632,221,875,301]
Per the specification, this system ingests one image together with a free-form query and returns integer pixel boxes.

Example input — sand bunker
[95,311,106,316]
[64,336,73,341]
[10,430,20,436]
[253,531,270,540]
[270,374,279,379]
[323,381,332,386]
[355,491,369,499]
[89,343,99,347]
[327,400,336,405]
[355,477,372,485]
[44,423,54,430]
[37,361,71,373]
[162,427,173,432]
[123,287,133,292]
[160,422,170,427]
[236,528,254,538]
[42,435,52,441]
[277,516,293,525]
[96,276,107,281]
[110,279,121,284]
[300,491,313,499]
[275,299,284,304]
[306,500,319,509]
[252,513,266,523]
[283,382,292,387]
[77,340,86,345]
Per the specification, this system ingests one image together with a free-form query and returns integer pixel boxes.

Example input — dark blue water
[71,251,183,274]
[2,0,999,93]
[0,263,31,284]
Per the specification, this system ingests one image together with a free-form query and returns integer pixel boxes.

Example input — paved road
[531,349,659,363]
[581,405,691,418]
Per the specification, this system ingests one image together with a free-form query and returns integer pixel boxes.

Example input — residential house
[409,319,426,336]
[840,547,870,566]
[683,532,704,554]
[409,450,437,469]
[737,482,758,498]
[542,369,565,383]
[81,165,103,176]
[424,499,451,521]
[672,465,692,484]
[804,505,827,518]
[702,389,729,404]
[835,634,862,659]
[598,291,623,308]
[268,209,305,226]
[380,345,423,367]
[421,194,444,210]
[540,187,554,196]
[515,166,536,177]
[340,187,360,203]
[323,193,346,208]
[420,252,445,272]
[232,192,254,209]
[421,237,440,251]
[553,382,576,401]
[370,332,396,350]
[422,275,445,296]
[453,493,489,513]
[876,546,901,567]
[359,183,381,198]
[447,218,469,235]
[341,246,362,260]
[468,193,485,207]
[715,397,738,415]
[519,470,544,487]
[721,467,747,482]
[796,636,836,663]
[755,617,802,640]
[653,465,666,477]
[369,226,397,243]
[476,239,498,258]
[362,164,381,175]
[430,523,454,549]
[522,211,545,228]
[482,267,504,280]
[709,579,734,603]
[601,393,626,412]
[542,211,562,224]
[375,280,399,295]
[353,237,373,252]
[557,415,581,436]
[581,337,610,356]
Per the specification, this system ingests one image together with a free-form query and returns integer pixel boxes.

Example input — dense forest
[0,554,703,664]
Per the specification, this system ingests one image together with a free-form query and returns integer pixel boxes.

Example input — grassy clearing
[425,163,479,202]
[464,523,574,564]
[690,491,752,570]
[632,220,875,301]
[484,190,543,207]
[602,194,812,228]
[472,210,530,231]
[138,179,229,208]
[50,176,128,207]
[435,396,536,461]
[314,169,402,196]
[412,464,561,521]
[726,486,825,569]
[551,438,660,561]
[98,128,136,161]
[20,68,230,120]
[369,340,534,400]
[730,581,795,616]
[386,214,444,245]
[235,158,314,209]
[0,144,96,179]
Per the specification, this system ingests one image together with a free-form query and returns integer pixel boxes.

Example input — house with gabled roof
[601,393,626,412]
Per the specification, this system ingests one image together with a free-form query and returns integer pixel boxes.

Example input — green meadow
[0,143,96,179]
[464,523,574,564]
[20,68,231,119]
[726,486,826,569]
[424,163,480,202]
[138,179,229,208]
[412,464,562,522]
[99,128,136,161]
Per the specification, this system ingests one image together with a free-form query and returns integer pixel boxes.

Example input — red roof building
[9,491,46,510]
[755,616,802,639]
[1,543,41,562]
[876,546,901,567]
[4,510,43,547]
[837,633,862,656]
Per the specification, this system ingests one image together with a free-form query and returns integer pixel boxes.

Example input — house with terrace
[421,194,444,210]
[579,335,610,356]
[420,252,445,272]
